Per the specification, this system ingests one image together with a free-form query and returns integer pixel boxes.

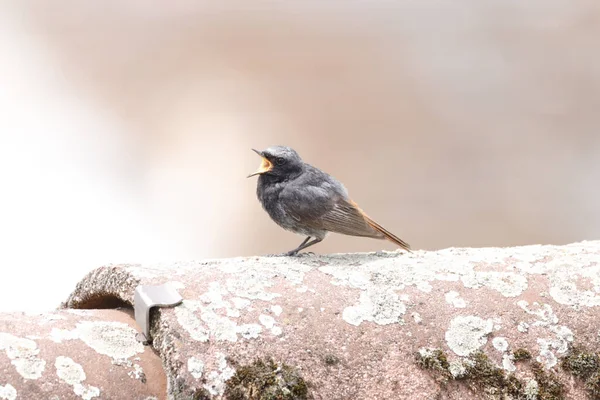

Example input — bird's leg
[284,237,311,256]
[285,237,323,256]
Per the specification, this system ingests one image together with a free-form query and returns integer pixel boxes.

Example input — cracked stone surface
[0,309,166,399]
[59,240,600,399]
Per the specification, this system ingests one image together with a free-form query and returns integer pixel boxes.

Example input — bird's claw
[266,251,317,257]
[287,251,316,257]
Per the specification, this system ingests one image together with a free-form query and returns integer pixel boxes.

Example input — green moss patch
[530,361,565,400]
[462,352,523,398]
[513,348,532,362]
[561,346,600,399]
[323,354,340,366]
[415,348,452,384]
[224,358,309,400]
[416,348,566,399]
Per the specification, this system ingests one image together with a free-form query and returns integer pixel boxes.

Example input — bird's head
[247,146,304,180]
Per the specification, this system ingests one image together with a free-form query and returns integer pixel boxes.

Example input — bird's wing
[280,182,411,251]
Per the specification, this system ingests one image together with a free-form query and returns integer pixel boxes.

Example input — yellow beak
[247,149,273,177]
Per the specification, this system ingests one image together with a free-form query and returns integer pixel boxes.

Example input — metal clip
[134,283,183,343]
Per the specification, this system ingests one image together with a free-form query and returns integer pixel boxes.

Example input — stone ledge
[58,240,600,399]
[0,309,166,400]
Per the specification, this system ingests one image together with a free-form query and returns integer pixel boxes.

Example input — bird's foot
[288,251,316,257]
[284,250,299,257]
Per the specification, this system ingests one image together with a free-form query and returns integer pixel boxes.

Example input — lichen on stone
[0,333,46,379]
[204,352,236,396]
[188,357,205,379]
[492,337,509,353]
[445,291,467,308]
[55,356,100,400]
[223,358,308,400]
[0,383,17,400]
[342,289,406,326]
[445,315,494,356]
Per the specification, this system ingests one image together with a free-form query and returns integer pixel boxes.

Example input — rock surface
[0,309,166,400]
[59,240,600,399]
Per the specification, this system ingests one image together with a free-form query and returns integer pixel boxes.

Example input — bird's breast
[256,178,303,233]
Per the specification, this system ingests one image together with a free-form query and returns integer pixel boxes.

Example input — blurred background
[1,0,599,311]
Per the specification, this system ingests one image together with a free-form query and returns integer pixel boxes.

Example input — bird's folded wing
[318,200,385,238]
[281,185,381,238]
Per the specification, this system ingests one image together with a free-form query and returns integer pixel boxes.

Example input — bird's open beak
[247,149,273,178]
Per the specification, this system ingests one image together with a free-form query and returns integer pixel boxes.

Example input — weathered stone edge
[62,264,142,309]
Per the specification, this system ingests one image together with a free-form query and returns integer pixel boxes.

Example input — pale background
[1,0,599,311]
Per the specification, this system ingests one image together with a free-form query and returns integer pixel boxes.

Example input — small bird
[248,146,411,256]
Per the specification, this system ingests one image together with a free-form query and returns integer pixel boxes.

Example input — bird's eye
[275,157,286,166]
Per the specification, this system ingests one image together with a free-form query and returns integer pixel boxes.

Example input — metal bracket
[134,283,183,344]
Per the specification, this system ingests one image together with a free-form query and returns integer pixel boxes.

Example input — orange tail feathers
[365,216,412,252]
[349,199,412,252]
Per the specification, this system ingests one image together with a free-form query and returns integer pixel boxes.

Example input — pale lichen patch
[445,316,494,356]
[0,333,45,379]
[177,286,278,342]
[536,339,558,369]
[271,305,283,316]
[75,322,144,360]
[549,279,600,308]
[271,326,283,336]
[492,337,509,352]
[127,364,146,382]
[259,314,282,336]
[188,357,205,379]
[462,271,527,297]
[0,383,16,400]
[524,379,539,399]
[259,314,276,329]
[231,297,251,310]
[203,352,235,396]
[236,324,263,339]
[49,327,78,343]
[175,301,210,342]
[517,301,573,365]
[415,281,432,293]
[412,312,422,324]
[517,300,558,326]
[502,354,516,372]
[342,290,406,326]
[46,321,144,363]
[219,260,303,301]
[542,247,600,308]
[517,321,530,333]
[448,360,467,378]
[445,291,466,308]
[54,356,100,400]
[200,309,239,342]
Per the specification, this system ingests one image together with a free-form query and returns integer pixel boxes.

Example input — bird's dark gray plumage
[248,146,411,256]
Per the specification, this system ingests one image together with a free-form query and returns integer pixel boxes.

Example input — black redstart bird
[248,146,411,256]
